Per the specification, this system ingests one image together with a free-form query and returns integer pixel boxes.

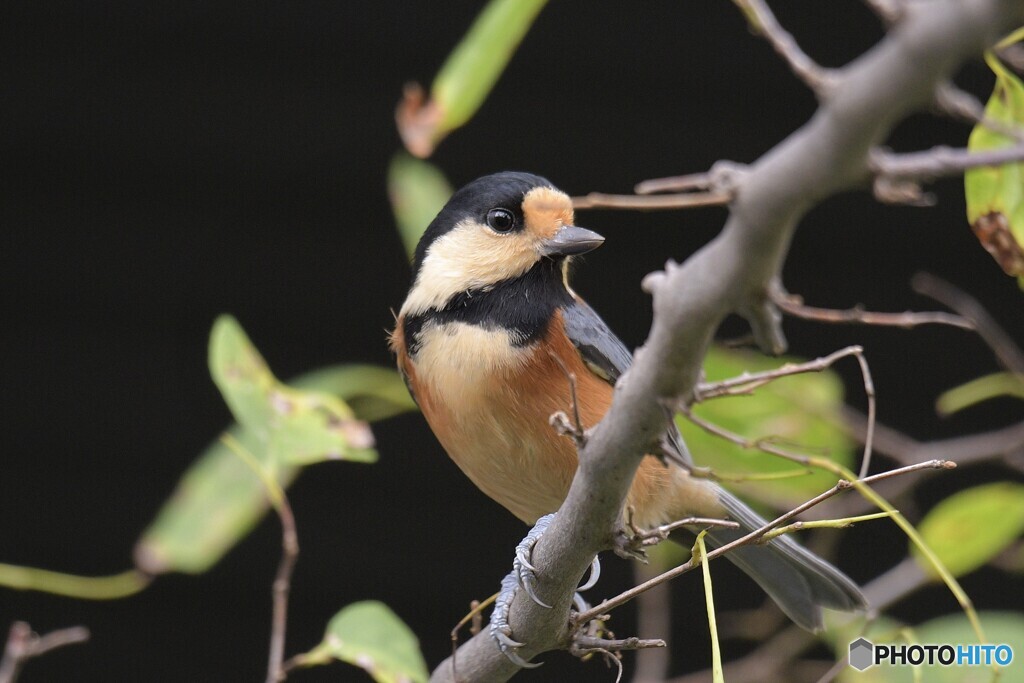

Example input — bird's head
[401,172,604,317]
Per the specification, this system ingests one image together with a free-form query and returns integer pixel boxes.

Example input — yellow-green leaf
[293,363,417,422]
[134,427,294,575]
[135,323,407,575]
[678,346,854,508]
[387,154,453,260]
[396,0,548,157]
[914,482,1024,579]
[936,371,1024,415]
[294,601,428,683]
[209,315,376,466]
[965,51,1024,287]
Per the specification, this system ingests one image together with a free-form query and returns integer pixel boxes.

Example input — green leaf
[209,315,377,466]
[914,482,1024,579]
[678,346,854,508]
[396,0,548,157]
[387,154,453,260]
[135,321,407,575]
[134,427,295,574]
[294,601,429,683]
[936,371,1024,415]
[965,50,1024,286]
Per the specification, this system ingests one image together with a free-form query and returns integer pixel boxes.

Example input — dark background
[2,1,1022,681]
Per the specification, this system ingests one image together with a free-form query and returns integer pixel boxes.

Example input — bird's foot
[489,513,602,668]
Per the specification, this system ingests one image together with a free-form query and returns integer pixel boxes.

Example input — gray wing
[561,298,694,468]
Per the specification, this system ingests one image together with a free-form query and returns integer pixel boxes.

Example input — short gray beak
[540,225,605,257]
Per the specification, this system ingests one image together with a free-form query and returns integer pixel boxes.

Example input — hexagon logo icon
[849,637,875,671]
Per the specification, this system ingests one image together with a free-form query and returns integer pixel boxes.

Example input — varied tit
[390,171,866,664]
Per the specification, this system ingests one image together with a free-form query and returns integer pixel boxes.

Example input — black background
[2,2,1022,681]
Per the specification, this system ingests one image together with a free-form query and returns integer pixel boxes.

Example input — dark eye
[486,208,516,233]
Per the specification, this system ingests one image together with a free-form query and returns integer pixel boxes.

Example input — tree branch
[731,0,837,95]
[0,622,90,683]
[773,290,975,330]
[871,143,1024,181]
[428,3,1024,680]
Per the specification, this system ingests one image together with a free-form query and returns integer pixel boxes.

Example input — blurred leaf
[914,482,1024,579]
[293,363,417,422]
[396,0,548,157]
[0,564,149,600]
[387,154,453,260]
[209,315,377,466]
[293,601,428,683]
[678,346,854,508]
[965,51,1024,288]
[936,371,1024,415]
[837,612,1024,683]
[135,427,298,575]
[135,320,406,575]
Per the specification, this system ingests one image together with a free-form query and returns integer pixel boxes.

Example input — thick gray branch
[429,2,1024,680]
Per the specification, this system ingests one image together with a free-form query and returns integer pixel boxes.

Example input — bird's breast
[402,319,581,523]
[395,314,693,527]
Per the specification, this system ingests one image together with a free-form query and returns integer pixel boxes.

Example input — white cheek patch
[401,220,540,316]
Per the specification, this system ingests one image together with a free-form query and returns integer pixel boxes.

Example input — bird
[389,171,866,664]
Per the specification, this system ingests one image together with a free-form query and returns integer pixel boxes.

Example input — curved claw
[511,514,556,609]
[520,574,552,609]
[572,592,591,613]
[505,649,543,669]
[577,555,601,592]
[515,546,537,573]
[493,630,524,649]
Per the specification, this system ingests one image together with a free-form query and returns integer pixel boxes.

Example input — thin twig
[572,191,732,211]
[871,143,1024,181]
[934,81,1024,142]
[854,352,877,479]
[0,622,90,683]
[548,351,586,447]
[577,483,849,624]
[268,501,300,683]
[691,341,878,479]
[631,562,672,683]
[450,593,499,681]
[634,161,749,196]
[773,292,975,330]
[570,635,665,654]
[911,273,1024,373]
[220,433,299,683]
[620,510,741,556]
[694,345,865,401]
[731,0,836,94]
[822,408,1024,519]
[576,460,948,625]
[683,407,820,466]
[759,511,895,541]
[635,171,716,195]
